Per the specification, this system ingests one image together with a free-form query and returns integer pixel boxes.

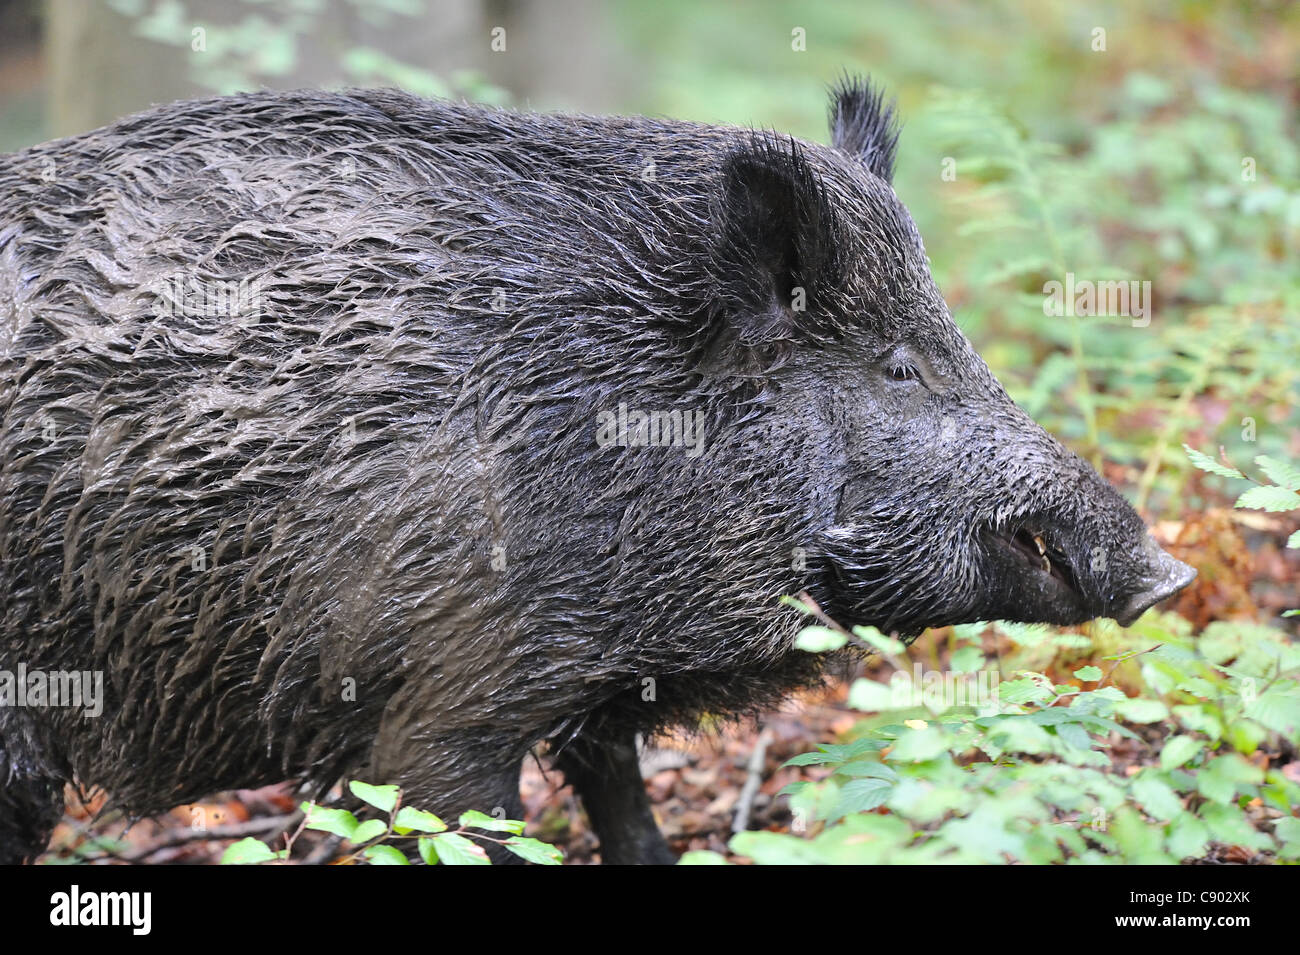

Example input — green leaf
[1287,530,1300,549]
[1243,687,1300,737]
[503,837,563,865]
[1087,686,1127,703]
[827,777,894,820]
[782,739,885,767]
[997,676,1054,706]
[1197,753,1263,804]
[1199,802,1270,850]
[1054,721,1093,751]
[847,677,898,712]
[349,819,388,845]
[780,594,818,615]
[1256,456,1300,490]
[1275,817,1300,860]
[1129,772,1184,821]
[392,806,446,834]
[1173,704,1222,741]
[1113,697,1169,723]
[992,621,1051,648]
[302,804,359,840]
[1224,718,1268,756]
[677,850,729,865]
[794,625,847,653]
[886,772,977,824]
[458,809,525,834]
[220,837,276,865]
[431,832,491,865]
[1197,624,1243,664]
[363,845,410,865]
[348,781,399,814]
[1159,735,1203,770]
[730,830,832,865]
[836,760,899,781]
[1073,666,1103,682]
[1110,806,1174,864]
[1165,814,1210,860]
[981,715,1054,755]
[1234,485,1300,513]
[1029,707,1138,740]
[851,625,907,655]
[949,645,986,673]
[417,837,438,865]
[1183,445,1244,480]
[888,725,952,762]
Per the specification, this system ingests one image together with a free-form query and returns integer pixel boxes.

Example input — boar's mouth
[1002,525,1080,595]
[982,521,1094,625]
[814,509,1193,639]
[985,520,1196,627]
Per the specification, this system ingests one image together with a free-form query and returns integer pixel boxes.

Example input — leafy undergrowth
[41,610,1300,866]
[684,612,1300,865]
[40,609,1299,866]
[35,692,861,865]
[221,781,560,866]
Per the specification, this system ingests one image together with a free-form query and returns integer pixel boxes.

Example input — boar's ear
[708,137,848,359]
[829,75,900,183]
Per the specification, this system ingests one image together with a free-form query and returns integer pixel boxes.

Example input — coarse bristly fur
[0,77,1193,864]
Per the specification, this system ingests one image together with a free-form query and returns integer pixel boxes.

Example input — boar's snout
[982,440,1199,629]
[1111,538,1197,626]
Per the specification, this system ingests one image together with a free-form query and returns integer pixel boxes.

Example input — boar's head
[706,78,1194,639]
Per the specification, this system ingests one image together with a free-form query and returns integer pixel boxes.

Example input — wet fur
[0,81,1166,863]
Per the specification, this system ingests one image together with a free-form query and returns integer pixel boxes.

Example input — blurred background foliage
[0,0,1295,589]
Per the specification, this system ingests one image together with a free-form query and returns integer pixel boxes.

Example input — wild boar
[0,79,1194,863]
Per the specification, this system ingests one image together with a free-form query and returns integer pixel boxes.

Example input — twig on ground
[732,727,774,835]
[302,833,345,865]
[107,811,303,863]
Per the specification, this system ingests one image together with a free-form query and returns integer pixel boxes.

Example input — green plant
[221,780,561,865]
[682,609,1300,865]
[1186,446,1300,535]
[1186,446,1300,615]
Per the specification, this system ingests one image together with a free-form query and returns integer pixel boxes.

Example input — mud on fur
[0,79,1194,864]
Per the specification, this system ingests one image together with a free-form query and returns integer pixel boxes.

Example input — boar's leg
[554,730,676,865]
[366,723,531,863]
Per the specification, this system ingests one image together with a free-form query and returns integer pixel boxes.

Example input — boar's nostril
[1113,551,1197,627]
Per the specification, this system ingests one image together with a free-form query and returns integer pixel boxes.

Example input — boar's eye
[879,347,935,390]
